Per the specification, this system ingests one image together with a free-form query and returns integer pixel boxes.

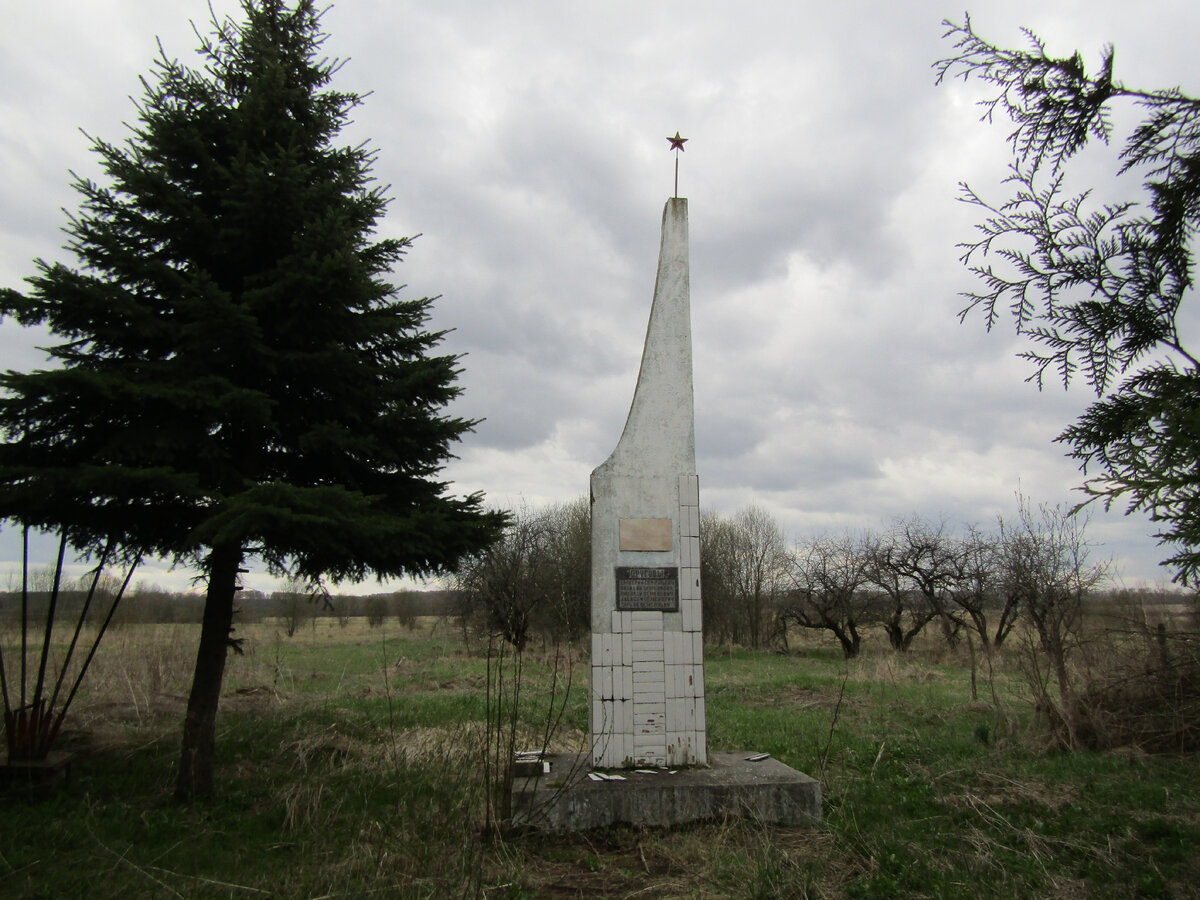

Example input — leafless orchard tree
[455,507,553,652]
[272,573,318,637]
[699,510,739,645]
[700,506,789,649]
[782,532,872,658]
[536,496,590,643]
[1001,499,1109,741]
[455,499,590,650]
[861,518,948,651]
[866,517,1023,654]
[927,524,1019,652]
[731,506,789,649]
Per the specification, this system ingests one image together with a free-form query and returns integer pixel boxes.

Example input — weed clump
[1067,620,1200,753]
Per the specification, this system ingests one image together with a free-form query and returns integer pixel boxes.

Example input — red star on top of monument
[667,132,688,151]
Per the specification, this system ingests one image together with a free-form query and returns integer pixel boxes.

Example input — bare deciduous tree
[783,533,871,658]
[455,498,590,650]
[1001,499,1109,744]
[862,519,945,651]
[536,497,590,643]
[700,511,739,645]
[700,506,789,649]
[949,526,1018,650]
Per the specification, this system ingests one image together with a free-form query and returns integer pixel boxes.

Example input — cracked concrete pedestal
[510,752,822,833]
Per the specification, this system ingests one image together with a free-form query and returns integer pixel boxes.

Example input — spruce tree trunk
[175,543,243,801]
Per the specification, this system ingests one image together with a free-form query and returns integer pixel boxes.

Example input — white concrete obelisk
[589,196,706,768]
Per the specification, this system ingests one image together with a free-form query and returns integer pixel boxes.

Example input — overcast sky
[3,0,1199,593]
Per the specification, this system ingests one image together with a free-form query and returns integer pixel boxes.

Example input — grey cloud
[2,0,1195,587]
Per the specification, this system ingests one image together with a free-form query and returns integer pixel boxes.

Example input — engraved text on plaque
[615,566,679,611]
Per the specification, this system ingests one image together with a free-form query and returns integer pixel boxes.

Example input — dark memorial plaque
[615,566,679,612]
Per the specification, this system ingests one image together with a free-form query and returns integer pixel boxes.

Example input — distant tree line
[8,496,1173,672]
[705,498,1111,662]
[451,494,1147,665]
[0,577,457,631]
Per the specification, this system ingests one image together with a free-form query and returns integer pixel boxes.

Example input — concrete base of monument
[509,751,821,833]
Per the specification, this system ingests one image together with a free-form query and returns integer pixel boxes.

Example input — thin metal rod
[0,621,10,716]
[47,541,113,715]
[20,524,29,708]
[674,154,679,198]
[33,533,68,705]
[50,556,139,749]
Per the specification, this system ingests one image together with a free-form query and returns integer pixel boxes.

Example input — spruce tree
[0,0,505,799]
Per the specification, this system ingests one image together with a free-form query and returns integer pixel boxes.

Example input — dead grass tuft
[935,770,1079,813]
[1067,623,1200,752]
[850,652,944,686]
[493,821,847,899]
[389,722,487,768]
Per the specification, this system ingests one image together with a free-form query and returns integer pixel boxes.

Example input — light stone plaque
[619,517,673,551]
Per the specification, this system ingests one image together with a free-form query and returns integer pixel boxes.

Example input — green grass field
[2,618,1198,898]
